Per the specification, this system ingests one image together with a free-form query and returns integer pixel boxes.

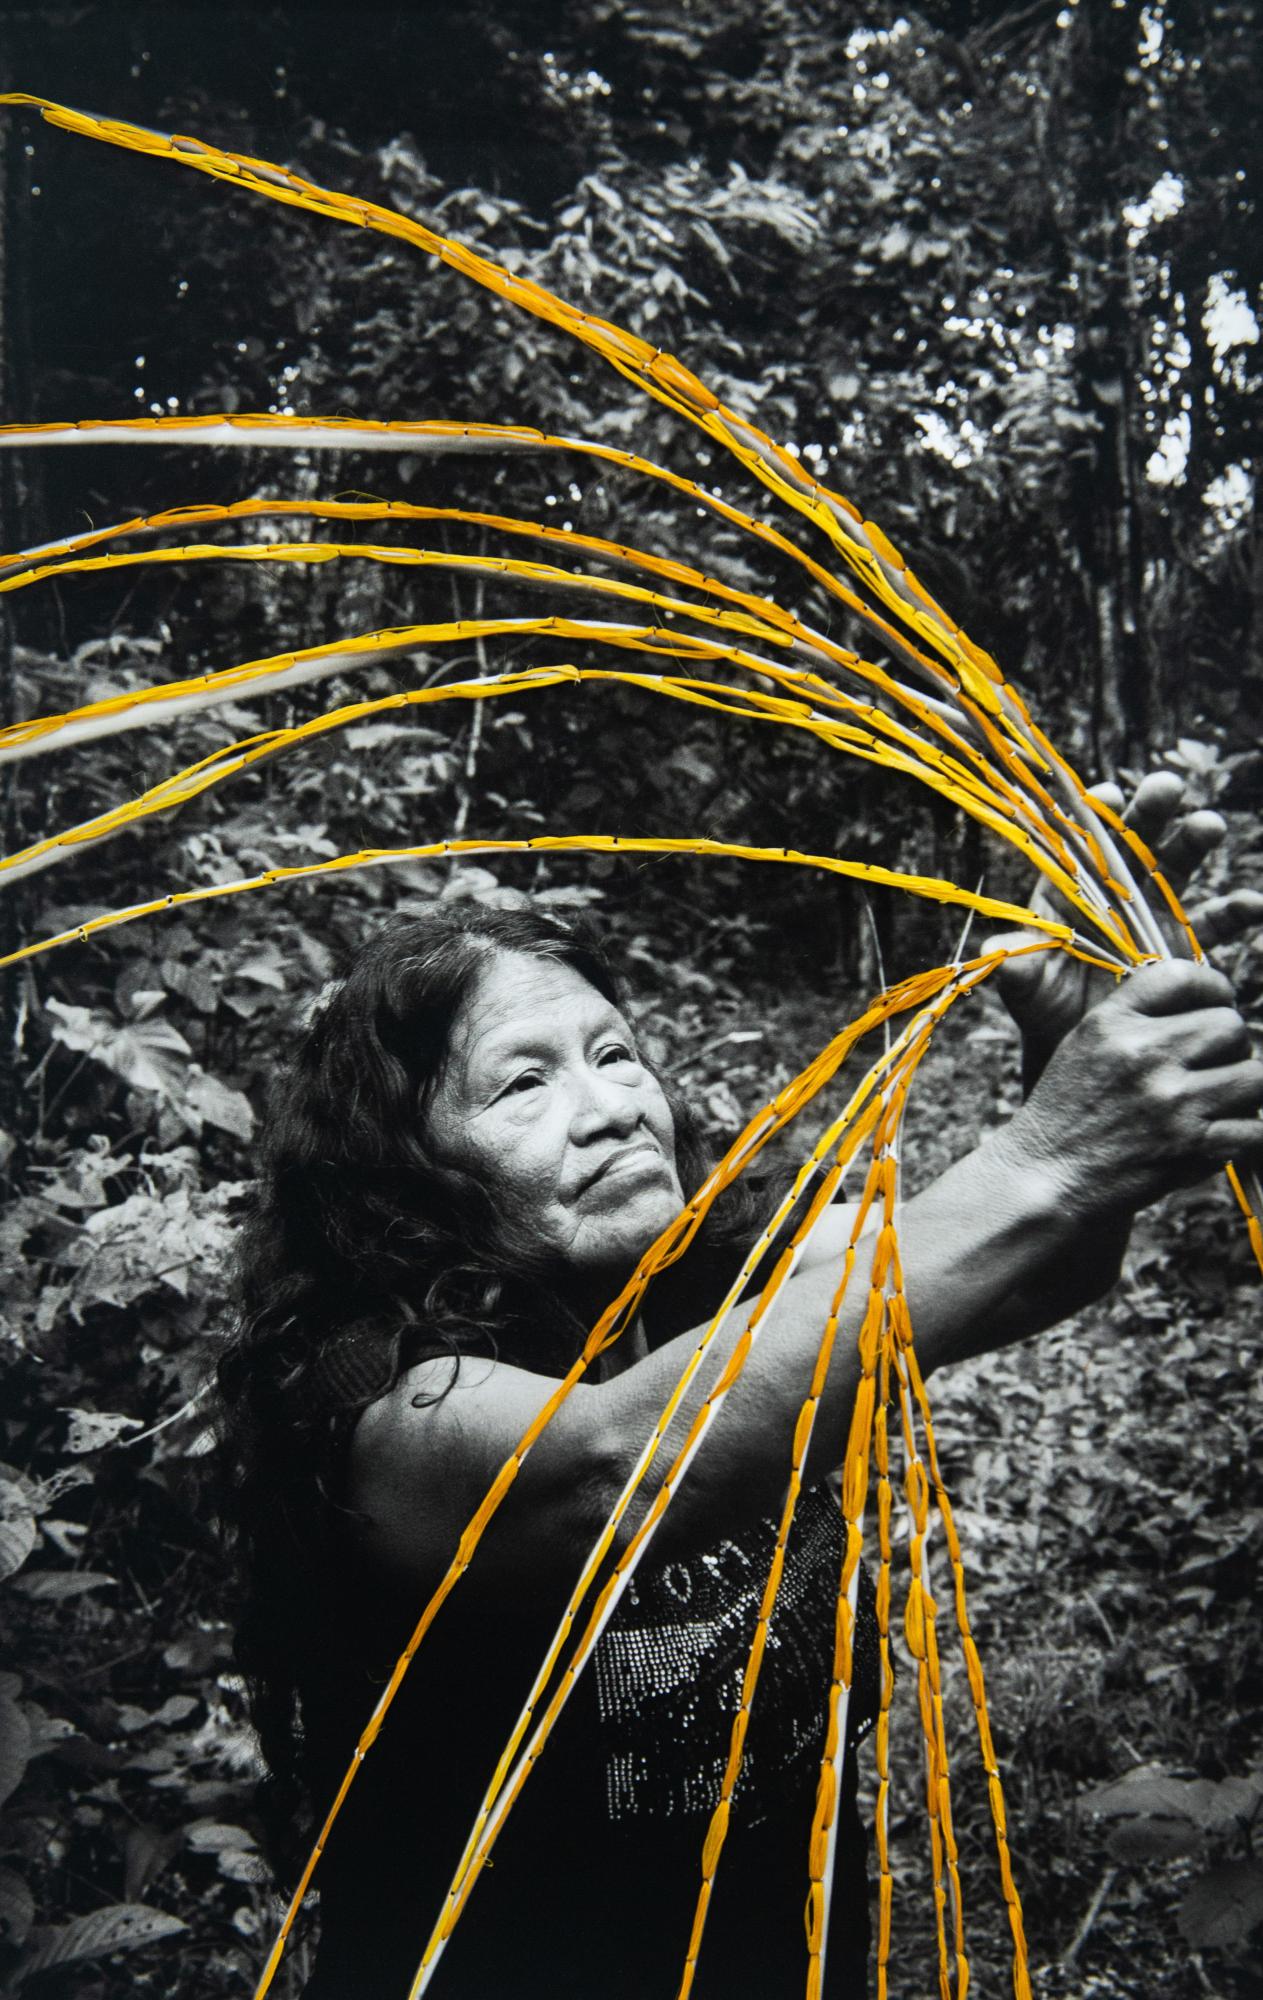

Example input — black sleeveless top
[301,1481,880,1999]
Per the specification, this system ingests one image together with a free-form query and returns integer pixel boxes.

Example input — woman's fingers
[1121,958,1234,1015]
[982,927,1041,968]
[1011,956,1263,1216]
[1198,1059,1263,1119]
[995,770,1254,1053]
[1154,808,1228,883]
[1121,774,1226,894]
[1189,887,1263,949]
[1204,1117,1263,1168]
[1085,780,1125,817]
[1152,1053,1263,1152]
[1138,1005,1255,1071]
[1089,769,1228,898]
[1183,1007,1255,1069]
[1120,769,1186,842]
[1106,972,1263,1157]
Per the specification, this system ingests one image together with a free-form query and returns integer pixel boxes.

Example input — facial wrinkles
[426,952,682,1272]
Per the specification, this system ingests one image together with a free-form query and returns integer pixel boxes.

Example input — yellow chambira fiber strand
[0,511,1145,944]
[2,93,1258,2000]
[0,834,1083,975]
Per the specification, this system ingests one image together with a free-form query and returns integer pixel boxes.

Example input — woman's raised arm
[349,959,1262,1593]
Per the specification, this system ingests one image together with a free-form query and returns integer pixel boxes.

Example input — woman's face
[426,951,684,1284]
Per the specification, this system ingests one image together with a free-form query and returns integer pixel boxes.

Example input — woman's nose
[569,1066,641,1142]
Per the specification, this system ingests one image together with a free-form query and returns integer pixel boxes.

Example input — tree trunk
[1073,252,1149,762]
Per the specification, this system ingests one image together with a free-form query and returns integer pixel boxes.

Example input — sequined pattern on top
[593,1483,880,1827]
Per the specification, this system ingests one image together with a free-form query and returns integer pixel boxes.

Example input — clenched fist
[998,960,1263,1223]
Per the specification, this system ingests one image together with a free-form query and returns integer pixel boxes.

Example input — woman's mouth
[577,1142,667,1197]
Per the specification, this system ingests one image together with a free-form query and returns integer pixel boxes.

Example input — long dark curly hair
[216,901,765,1877]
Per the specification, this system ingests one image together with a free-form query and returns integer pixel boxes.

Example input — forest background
[0,1,1260,1995]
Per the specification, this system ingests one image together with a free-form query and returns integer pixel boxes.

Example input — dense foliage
[1,3,1260,1994]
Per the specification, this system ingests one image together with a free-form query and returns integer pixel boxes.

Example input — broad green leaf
[0,1867,35,1950]
[1185,1774,1263,1833]
[116,1694,198,1735]
[11,1569,116,1600]
[0,1484,37,1581]
[23,1707,75,1754]
[74,1187,234,1307]
[45,999,191,1097]
[1177,1860,1263,1949]
[533,885,604,908]
[1080,1767,1203,1823]
[233,947,287,989]
[1104,1815,1201,1863]
[122,1825,182,1904]
[217,1845,267,1883]
[1173,737,1219,775]
[163,1630,230,1675]
[0,1689,32,1808]
[1080,1767,1263,1837]
[185,1820,258,1852]
[180,1067,256,1140]
[13,1901,188,1979]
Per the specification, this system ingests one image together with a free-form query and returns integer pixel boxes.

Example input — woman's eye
[500,1071,543,1098]
[598,1042,637,1066]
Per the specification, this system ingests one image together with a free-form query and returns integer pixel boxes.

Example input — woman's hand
[990,769,1262,1077]
[995,958,1263,1225]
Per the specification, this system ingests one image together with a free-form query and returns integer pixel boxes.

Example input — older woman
[218,790,1262,1999]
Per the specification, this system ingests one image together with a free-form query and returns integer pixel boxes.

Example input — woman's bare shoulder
[344,1349,607,1590]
